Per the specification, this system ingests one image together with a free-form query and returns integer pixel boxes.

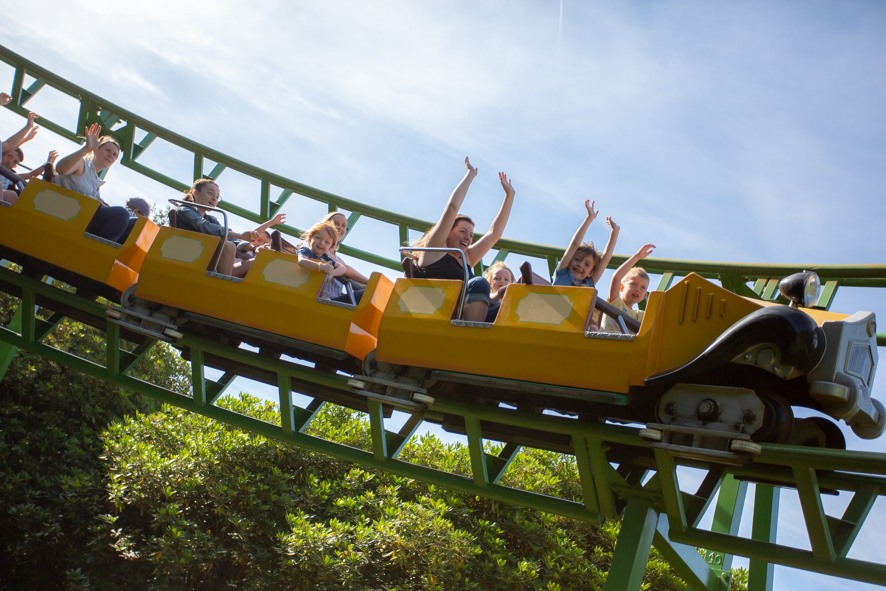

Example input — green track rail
[2,44,886,590]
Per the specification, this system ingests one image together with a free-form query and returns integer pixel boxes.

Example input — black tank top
[414,253,473,281]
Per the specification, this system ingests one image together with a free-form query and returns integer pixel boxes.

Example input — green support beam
[2,42,886,591]
[749,485,779,591]
[604,497,659,591]
[1,265,886,588]
[708,475,748,576]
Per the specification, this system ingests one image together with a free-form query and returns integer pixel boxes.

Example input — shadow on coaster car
[0,178,160,300]
[366,266,881,452]
[109,203,394,373]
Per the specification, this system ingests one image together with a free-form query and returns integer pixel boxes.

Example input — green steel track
[2,44,886,591]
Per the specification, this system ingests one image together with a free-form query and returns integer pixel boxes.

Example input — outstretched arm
[56,123,102,177]
[344,265,370,285]
[3,112,39,151]
[466,172,516,266]
[253,212,286,235]
[557,200,598,272]
[591,217,620,285]
[19,150,59,181]
[418,157,478,266]
[297,254,346,277]
[607,243,656,302]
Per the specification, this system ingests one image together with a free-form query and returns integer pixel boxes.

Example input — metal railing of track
[1,43,884,346]
[3,44,886,591]
[1,265,885,590]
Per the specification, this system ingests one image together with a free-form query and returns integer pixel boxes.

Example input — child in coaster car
[235,213,286,261]
[117,197,152,243]
[553,199,619,288]
[482,261,514,323]
[601,243,656,333]
[1,112,59,204]
[297,221,359,303]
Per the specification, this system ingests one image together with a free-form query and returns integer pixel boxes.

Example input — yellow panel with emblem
[378,281,650,392]
[0,179,159,294]
[377,273,855,394]
[134,226,393,360]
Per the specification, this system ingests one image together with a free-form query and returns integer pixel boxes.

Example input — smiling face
[93,140,120,171]
[2,149,22,170]
[328,213,348,241]
[192,182,221,209]
[490,267,513,293]
[446,220,475,253]
[309,228,336,258]
[621,276,649,306]
[568,252,596,281]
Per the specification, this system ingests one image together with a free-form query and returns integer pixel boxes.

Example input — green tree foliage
[0,293,188,588]
[0,294,747,590]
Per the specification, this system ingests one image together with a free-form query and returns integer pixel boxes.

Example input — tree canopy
[0,293,747,590]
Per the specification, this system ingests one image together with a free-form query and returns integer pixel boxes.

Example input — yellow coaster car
[116,226,394,367]
[0,179,159,298]
[371,273,882,449]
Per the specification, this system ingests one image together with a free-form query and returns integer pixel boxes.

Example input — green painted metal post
[571,435,600,514]
[793,467,836,562]
[708,475,748,575]
[748,485,780,591]
[19,288,35,345]
[260,178,271,219]
[604,497,659,591]
[190,348,207,405]
[654,448,687,533]
[587,436,618,519]
[193,153,204,181]
[465,416,489,487]
[653,514,729,591]
[367,399,388,461]
[278,373,294,435]
[105,321,120,377]
[0,308,21,380]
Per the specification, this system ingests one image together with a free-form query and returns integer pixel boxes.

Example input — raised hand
[271,212,286,225]
[0,93,10,106]
[22,126,39,143]
[25,112,39,127]
[465,156,478,177]
[605,216,619,232]
[636,243,656,258]
[47,150,59,164]
[499,172,515,198]
[84,123,103,150]
[585,200,599,222]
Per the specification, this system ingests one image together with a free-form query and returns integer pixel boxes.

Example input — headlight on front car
[778,271,821,308]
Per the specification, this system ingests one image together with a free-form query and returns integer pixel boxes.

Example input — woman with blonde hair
[55,123,130,242]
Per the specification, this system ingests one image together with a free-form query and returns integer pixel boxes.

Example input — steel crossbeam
[3,43,886,293]
[2,266,886,589]
[3,42,886,589]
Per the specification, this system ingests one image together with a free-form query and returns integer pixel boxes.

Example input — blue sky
[3,2,886,589]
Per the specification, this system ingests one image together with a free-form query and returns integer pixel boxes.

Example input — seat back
[518,261,551,286]
[402,257,418,279]
[167,208,179,228]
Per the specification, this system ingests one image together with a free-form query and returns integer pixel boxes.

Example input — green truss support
[748,485,779,591]
[1,264,886,588]
[2,42,886,591]
[707,475,748,577]
[604,497,659,591]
